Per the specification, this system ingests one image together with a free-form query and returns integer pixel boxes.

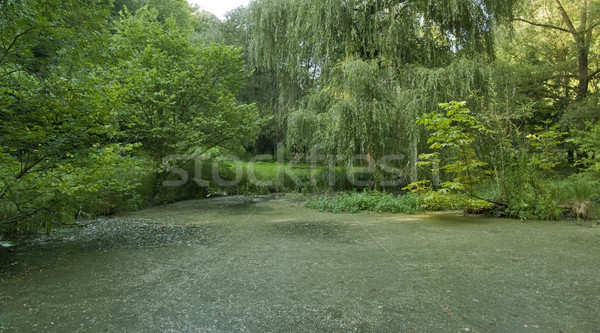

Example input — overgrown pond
[1,196,599,332]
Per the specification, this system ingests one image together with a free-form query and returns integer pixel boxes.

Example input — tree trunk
[431,157,440,189]
[576,40,589,99]
[554,0,591,99]
[409,137,418,183]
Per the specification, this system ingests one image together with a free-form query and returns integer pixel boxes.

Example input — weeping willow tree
[244,0,517,181]
[247,0,517,72]
[287,58,405,157]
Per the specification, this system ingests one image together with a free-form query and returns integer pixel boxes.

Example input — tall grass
[305,190,420,214]
[547,174,599,219]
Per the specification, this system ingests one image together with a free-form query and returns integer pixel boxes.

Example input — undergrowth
[305,190,420,214]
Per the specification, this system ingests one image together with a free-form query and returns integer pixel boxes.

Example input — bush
[1,146,148,234]
[418,190,495,212]
[506,194,563,221]
[496,173,600,221]
[546,174,599,219]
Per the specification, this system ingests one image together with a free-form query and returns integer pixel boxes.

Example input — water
[1,197,599,332]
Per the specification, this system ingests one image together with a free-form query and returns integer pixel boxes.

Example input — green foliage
[511,0,600,102]
[239,0,517,154]
[247,0,517,77]
[496,0,600,166]
[573,120,600,173]
[99,9,262,205]
[0,0,148,233]
[480,92,575,219]
[0,143,148,232]
[418,190,495,212]
[288,58,403,160]
[402,101,562,215]
[526,124,569,171]
[505,193,564,221]
[306,191,420,214]
[547,174,600,219]
[481,170,599,221]
[145,0,192,28]
[0,2,262,233]
[2,0,599,231]
[106,9,259,165]
[414,101,491,197]
[314,167,355,192]
[190,10,224,43]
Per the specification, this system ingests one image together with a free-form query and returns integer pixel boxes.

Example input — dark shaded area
[0,219,222,276]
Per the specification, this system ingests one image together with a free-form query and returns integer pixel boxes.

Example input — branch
[0,68,27,79]
[541,81,575,91]
[580,0,588,32]
[0,24,68,66]
[15,156,44,180]
[548,73,577,80]
[513,17,570,33]
[0,26,39,66]
[553,0,578,36]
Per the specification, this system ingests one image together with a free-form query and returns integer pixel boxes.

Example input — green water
[1,197,599,332]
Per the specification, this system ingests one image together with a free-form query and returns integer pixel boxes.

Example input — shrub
[547,174,599,219]
[418,190,495,212]
[506,194,563,221]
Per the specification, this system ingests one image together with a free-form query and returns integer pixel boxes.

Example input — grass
[2,198,599,332]
[305,190,420,214]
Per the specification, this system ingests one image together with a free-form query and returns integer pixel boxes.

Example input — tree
[190,9,223,43]
[512,0,600,100]
[495,0,600,170]
[287,57,404,161]
[221,6,284,153]
[0,0,144,232]
[106,9,260,168]
[243,0,518,181]
[145,0,192,28]
[405,101,495,212]
[416,101,491,197]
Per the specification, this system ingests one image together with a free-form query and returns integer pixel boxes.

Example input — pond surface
[1,197,600,332]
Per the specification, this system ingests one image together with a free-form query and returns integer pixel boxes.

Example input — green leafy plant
[418,190,494,212]
[547,175,599,220]
[573,121,600,173]
[526,123,568,172]
[416,101,492,197]
[404,101,496,213]
[0,0,149,233]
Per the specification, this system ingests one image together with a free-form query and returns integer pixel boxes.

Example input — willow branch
[512,18,570,33]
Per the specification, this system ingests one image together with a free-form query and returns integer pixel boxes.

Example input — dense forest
[1,0,600,237]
